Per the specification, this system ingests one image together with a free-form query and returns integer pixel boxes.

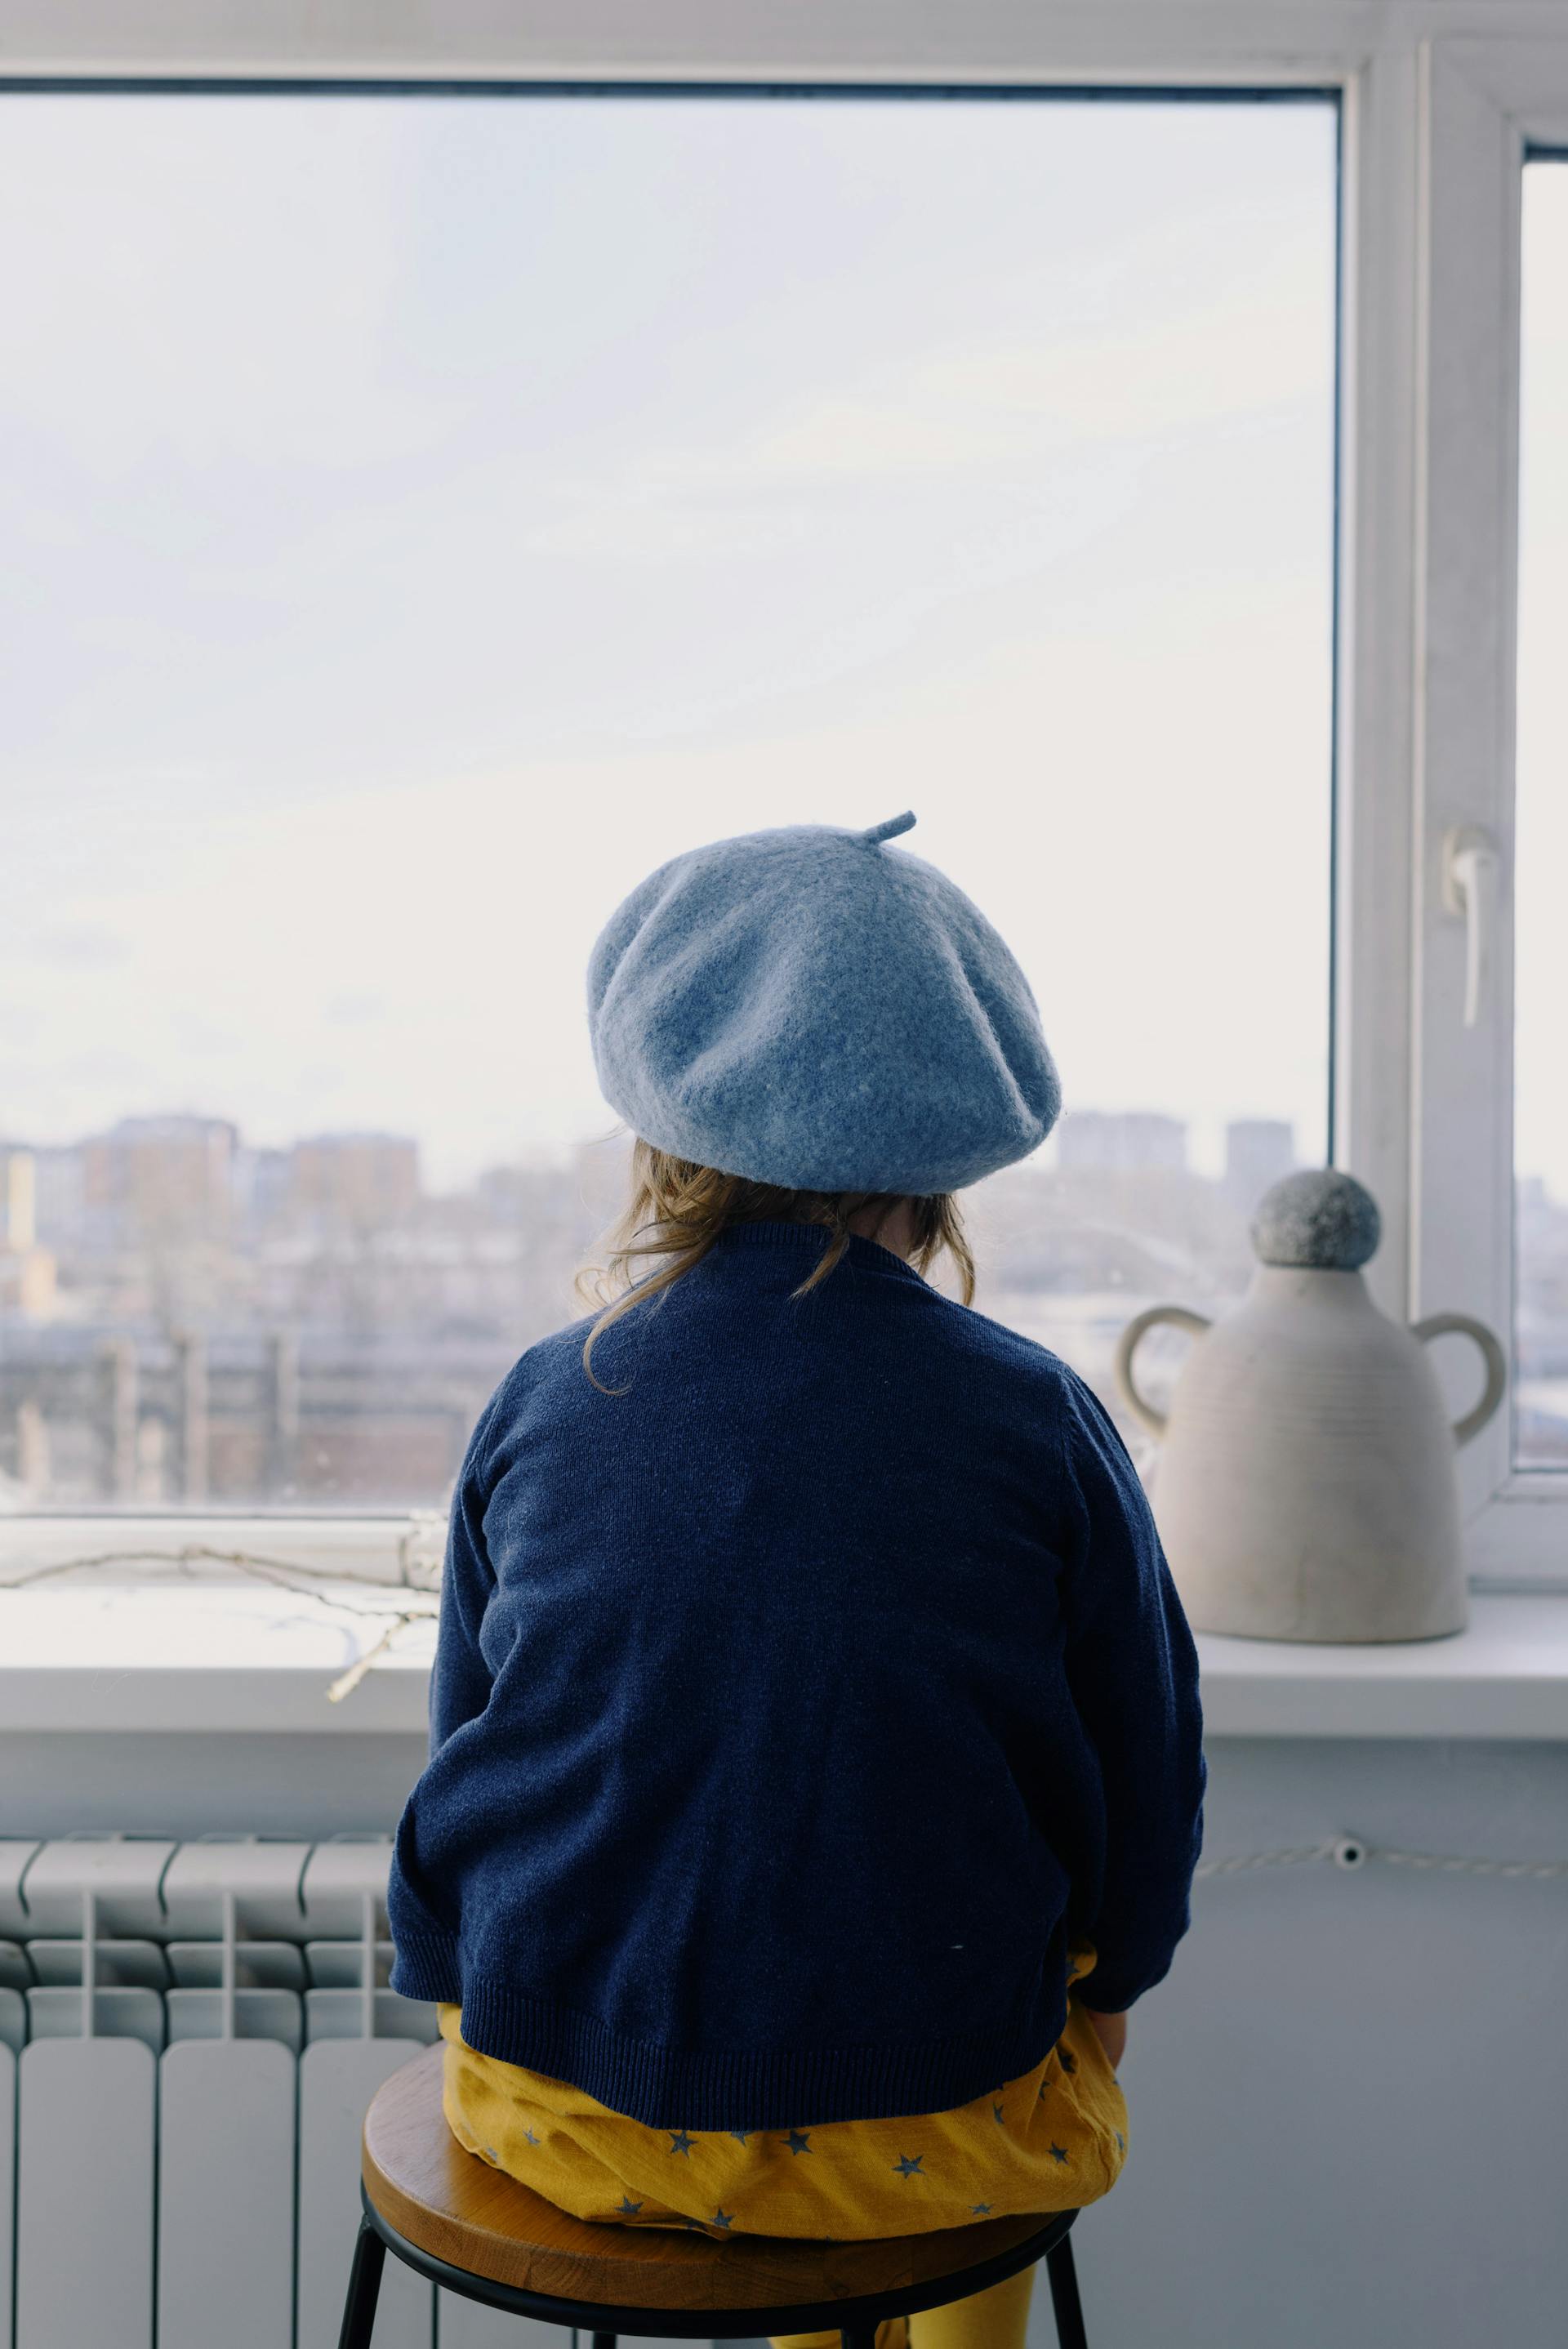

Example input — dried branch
[0,1531,444,1701]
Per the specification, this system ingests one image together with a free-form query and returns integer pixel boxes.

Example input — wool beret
[586,811,1061,1195]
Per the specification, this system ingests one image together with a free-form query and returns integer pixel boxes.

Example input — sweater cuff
[1073,1951,1166,2012]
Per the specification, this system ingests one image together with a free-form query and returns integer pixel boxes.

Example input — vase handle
[1410,1312,1508,1446]
[1113,1304,1213,1438]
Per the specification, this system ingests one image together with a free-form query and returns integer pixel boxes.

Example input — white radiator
[0,1834,718,2349]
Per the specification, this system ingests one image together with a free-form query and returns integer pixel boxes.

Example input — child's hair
[576,1137,976,1391]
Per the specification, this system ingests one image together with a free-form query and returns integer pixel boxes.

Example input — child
[389,813,1206,2349]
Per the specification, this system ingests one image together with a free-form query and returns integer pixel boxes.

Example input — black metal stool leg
[840,2326,881,2349]
[590,2335,617,2349]
[336,2221,386,2349]
[1045,2235,1089,2349]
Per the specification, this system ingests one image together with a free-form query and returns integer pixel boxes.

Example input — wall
[1063,1736,1568,2349]
[2,1727,1563,2349]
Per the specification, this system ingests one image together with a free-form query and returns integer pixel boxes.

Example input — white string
[1196,1839,1342,1876]
[1196,1834,1568,1881]
[1374,1848,1568,1880]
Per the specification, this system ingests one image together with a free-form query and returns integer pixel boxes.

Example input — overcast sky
[0,90,1352,1192]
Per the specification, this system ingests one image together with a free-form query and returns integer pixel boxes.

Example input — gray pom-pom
[1250,1168,1381,1270]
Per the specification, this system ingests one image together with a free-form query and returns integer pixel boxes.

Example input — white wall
[4,1727,1564,2348]
[1062,1737,1568,2349]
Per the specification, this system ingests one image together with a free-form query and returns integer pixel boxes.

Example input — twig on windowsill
[0,1533,443,1701]
[325,1616,426,1704]
[0,1524,442,1593]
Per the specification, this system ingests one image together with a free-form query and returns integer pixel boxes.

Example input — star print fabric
[436,1942,1126,2247]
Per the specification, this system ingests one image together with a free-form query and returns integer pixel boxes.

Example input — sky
[0,90,1343,1193]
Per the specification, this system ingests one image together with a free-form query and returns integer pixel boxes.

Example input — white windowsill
[0,1584,438,1733]
[1,1584,1567,1738]
[1191,1593,1568,1738]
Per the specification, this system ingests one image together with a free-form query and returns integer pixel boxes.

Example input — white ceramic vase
[1113,1170,1506,1643]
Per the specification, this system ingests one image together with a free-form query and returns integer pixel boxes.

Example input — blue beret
[586,812,1061,1194]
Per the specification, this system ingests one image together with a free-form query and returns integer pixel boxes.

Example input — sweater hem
[390,1929,1068,2132]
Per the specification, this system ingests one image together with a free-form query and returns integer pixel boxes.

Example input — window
[0,87,1338,1511]
[1515,156,1568,1472]
[2,16,1563,1589]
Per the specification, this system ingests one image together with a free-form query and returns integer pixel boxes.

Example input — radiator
[0,1834,720,2349]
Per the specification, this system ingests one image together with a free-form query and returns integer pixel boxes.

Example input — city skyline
[0,1098,1307,1218]
[0,1094,1314,1507]
[2,1090,1565,1507]
[9,1101,1566,1217]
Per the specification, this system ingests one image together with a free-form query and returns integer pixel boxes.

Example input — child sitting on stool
[389,811,1206,2349]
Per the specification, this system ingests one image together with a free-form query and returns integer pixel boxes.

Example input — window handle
[1440,824,1499,1029]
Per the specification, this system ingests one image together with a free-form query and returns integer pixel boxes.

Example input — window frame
[0,1,1560,1590]
[1410,38,1568,1581]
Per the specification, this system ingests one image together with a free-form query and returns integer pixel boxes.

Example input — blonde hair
[576,1138,976,1392]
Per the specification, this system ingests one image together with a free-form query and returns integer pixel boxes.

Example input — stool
[340,2046,1090,2349]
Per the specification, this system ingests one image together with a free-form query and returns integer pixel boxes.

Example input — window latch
[1439,823,1499,1029]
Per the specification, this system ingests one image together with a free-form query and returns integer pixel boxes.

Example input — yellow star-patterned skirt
[439,1941,1128,2349]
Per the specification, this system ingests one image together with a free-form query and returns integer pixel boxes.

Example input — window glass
[0,91,1337,1507]
[1515,158,1568,1470]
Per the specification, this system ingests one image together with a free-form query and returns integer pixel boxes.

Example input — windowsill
[1,1583,1567,1738]
[1191,1592,1568,1738]
[0,1583,438,1733]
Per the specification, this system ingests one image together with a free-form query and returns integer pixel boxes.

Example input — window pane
[0,91,1336,1509]
[1516,158,1568,1470]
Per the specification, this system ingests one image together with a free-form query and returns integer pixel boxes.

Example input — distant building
[0,1146,37,1250]
[1056,1110,1188,1174]
[1223,1118,1298,1210]
[232,1143,294,1234]
[0,1240,56,1317]
[0,1145,56,1315]
[290,1132,421,1228]
[29,1144,87,1248]
[82,1114,238,1246]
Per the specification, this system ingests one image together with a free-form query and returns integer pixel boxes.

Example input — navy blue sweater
[388,1219,1205,2130]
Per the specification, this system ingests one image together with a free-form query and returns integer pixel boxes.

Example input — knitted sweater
[388,1220,1206,2132]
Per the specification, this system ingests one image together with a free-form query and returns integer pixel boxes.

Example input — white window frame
[0,1,1563,1591]
[1410,37,1568,1582]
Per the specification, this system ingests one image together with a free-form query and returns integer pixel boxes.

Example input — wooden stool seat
[360,2044,1077,2323]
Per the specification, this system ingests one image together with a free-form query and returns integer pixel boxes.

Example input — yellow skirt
[438,1941,1128,2245]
